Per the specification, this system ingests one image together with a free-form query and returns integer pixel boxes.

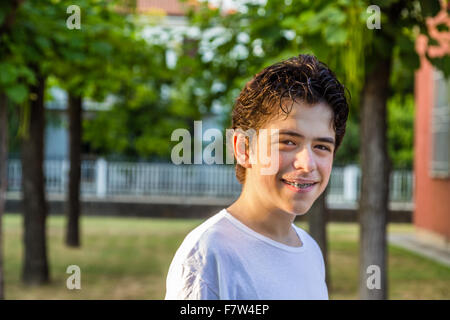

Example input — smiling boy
[165,54,349,300]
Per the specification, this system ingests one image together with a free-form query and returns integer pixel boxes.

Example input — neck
[226,184,297,243]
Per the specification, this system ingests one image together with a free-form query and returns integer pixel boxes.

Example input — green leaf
[0,63,18,85]
[297,10,322,34]
[5,84,28,104]
[320,6,346,25]
[324,27,348,45]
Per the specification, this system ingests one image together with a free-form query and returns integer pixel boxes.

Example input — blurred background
[0,0,448,300]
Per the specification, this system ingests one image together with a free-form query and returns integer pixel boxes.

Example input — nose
[293,145,317,172]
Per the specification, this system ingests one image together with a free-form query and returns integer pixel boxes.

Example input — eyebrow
[275,129,335,146]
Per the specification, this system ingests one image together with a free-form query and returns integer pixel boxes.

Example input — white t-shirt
[164,208,328,300]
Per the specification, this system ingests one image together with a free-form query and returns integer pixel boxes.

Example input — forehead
[263,100,335,134]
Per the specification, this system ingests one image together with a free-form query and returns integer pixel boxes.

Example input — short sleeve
[165,269,220,300]
[320,250,326,281]
[299,227,326,281]
[164,222,227,300]
[312,238,326,281]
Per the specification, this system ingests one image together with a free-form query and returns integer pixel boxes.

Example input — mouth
[281,179,318,193]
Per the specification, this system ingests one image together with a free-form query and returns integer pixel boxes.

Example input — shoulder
[168,209,234,273]
[293,224,323,254]
[165,209,233,299]
[293,224,326,277]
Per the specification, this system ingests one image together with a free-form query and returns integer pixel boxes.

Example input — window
[430,69,450,179]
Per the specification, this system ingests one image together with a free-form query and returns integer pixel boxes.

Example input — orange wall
[413,5,450,242]
[414,58,450,241]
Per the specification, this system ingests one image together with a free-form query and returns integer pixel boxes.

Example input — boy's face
[244,100,335,216]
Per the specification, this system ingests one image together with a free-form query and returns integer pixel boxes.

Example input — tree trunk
[307,190,331,292]
[65,93,82,247]
[358,58,392,300]
[0,0,25,298]
[0,93,9,299]
[21,74,50,285]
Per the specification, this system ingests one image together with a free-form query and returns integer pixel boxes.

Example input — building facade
[414,3,450,249]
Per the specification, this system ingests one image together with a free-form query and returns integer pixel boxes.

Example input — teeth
[284,180,315,188]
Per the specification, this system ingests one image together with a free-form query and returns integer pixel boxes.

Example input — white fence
[4,159,414,207]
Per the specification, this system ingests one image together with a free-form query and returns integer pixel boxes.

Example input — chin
[284,203,312,216]
[292,208,310,216]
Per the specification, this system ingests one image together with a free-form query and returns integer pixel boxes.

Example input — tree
[0,0,165,287]
[0,93,7,299]
[0,0,84,284]
[20,70,49,285]
[47,0,142,247]
[6,0,61,286]
[82,21,197,161]
[0,0,30,293]
[355,0,447,300]
[178,0,449,299]
[66,93,82,247]
[307,190,331,291]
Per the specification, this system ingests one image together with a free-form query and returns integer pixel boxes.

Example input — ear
[233,131,252,169]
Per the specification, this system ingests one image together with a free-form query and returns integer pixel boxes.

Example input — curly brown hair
[231,54,349,185]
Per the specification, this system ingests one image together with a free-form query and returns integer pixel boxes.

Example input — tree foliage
[172,0,448,168]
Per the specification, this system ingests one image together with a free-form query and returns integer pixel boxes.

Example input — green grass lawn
[2,213,449,299]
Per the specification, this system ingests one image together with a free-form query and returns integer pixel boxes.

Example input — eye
[281,140,295,146]
[316,145,331,152]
